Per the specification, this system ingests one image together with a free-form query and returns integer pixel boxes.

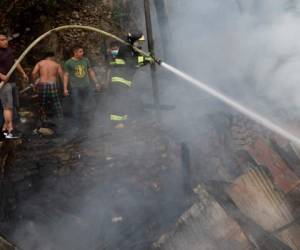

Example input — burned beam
[153,0,172,60]
[144,0,162,122]
[0,234,16,250]
[181,142,192,194]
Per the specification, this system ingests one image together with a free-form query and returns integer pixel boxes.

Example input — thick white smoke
[165,0,300,115]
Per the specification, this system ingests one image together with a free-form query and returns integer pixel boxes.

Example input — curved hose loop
[0,25,161,89]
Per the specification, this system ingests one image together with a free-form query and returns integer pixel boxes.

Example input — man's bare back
[32,57,63,84]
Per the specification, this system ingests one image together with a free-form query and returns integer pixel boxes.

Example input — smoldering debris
[152,110,300,250]
[153,184,252,250]
[2,1,300,250]
[1,117,194,250]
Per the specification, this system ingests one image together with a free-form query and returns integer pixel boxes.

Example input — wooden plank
[0,235,15,250]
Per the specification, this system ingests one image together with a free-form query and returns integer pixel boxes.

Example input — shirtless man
[32,52,64,123]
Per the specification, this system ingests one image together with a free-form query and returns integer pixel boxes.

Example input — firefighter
[106,31,153,127]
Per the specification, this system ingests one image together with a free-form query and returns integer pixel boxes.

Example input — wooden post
[181,142,192,194]
[153,0,171,60]
[144,0,162,122]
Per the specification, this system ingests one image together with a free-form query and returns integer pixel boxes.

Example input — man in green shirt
[63,45,101,127]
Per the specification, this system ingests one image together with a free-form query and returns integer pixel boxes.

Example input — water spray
[161,62,300,145]
[2,25,300,145]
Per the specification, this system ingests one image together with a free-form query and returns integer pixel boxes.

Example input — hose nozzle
[154,57,162,65]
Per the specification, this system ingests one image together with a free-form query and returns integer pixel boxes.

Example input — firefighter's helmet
[127,31,143,44]
[138,35,145,41]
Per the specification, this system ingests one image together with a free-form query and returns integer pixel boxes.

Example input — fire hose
[1,25,300,145]
[0,25,162,90]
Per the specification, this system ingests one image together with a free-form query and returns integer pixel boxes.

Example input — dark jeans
[71,86,95,126]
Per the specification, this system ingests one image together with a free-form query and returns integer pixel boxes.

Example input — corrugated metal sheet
[244,137,300,193]
[228,168,300,250]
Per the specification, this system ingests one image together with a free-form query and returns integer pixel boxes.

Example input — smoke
[161,0,300,116]
[144,1,300,248]
[5,1,300,250]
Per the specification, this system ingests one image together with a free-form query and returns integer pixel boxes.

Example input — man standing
[32,52,64,126]
[0,34,28,139]
[63,45,101,127]
[106,32,153,127]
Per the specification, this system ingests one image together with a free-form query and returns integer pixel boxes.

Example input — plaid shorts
[37,83,63,120]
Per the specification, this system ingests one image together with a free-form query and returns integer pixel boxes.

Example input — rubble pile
[153,112,300,250]
[153,184,252,250]
[0,118,193,250]
[1,1,300,249]
[3,110,300,250]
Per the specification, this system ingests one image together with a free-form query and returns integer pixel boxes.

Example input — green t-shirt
[64,57,91,87]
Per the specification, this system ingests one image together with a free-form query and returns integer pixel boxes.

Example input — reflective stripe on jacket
[110,114,128,121]
[111,76,132,87]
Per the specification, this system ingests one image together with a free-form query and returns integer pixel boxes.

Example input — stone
[112,216,123,223]
[115,123,125,129]
[72,11,80,19]
[38,128,55,136]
